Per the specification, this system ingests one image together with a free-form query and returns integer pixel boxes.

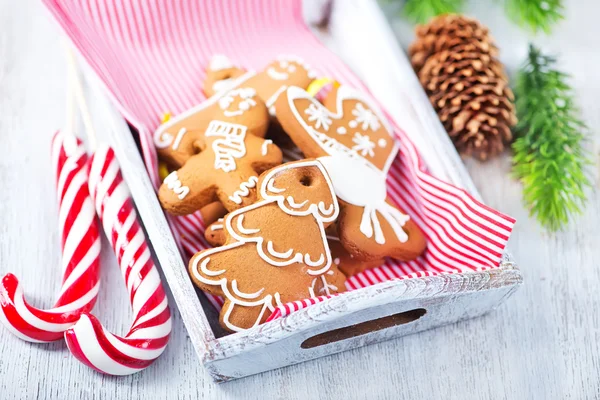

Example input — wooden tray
[86,0,522,382]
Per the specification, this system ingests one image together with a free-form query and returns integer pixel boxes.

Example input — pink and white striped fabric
[44,0,515,322]
[0,131,101,342]
[64,146,171,375]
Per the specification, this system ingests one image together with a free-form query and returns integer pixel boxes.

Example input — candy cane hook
[62,48,171,374]
[0,131,102,342]
[64,147,172,375]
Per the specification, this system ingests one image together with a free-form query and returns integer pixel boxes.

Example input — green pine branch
[505,0,564,33]
[402,0,464,24]
[512,44,591,231]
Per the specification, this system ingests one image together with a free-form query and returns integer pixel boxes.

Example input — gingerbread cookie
[158,89,283,215]
[203,54,247,95]
[203,55,316,117]
[207,219,385,277]
[275,85,426,261]
[200,202,228,225]
[205,217,226,247]
[189,160,346,332]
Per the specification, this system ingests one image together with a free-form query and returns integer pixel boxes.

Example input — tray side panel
[206,280,520,381]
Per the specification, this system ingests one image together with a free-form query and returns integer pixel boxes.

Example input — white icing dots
[219,88,257,117]
[337,127,347,135]
[349,120,358,129]
[378,138,387,148]
[334,257,340,265]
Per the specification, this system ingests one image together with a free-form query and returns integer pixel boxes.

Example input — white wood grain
[1,0,599,399]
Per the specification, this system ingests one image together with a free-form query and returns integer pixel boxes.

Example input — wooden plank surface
[0,0,598,399]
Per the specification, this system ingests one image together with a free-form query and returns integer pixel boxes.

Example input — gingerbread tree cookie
[275,85,426,262]
[157,89,283,215]
[189,160,346,332]
[203,55,317,117]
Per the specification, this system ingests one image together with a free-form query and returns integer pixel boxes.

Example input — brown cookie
[205,218,226,247]
[189,159,346,332]
[275,85,427,261]
[328,235,385,277]
[203,55,316,118]
[203,55,246,95]
[200,202,228,225]
[157,89,283,215]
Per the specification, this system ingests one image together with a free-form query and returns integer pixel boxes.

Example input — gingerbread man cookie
[189,160,346,332]
[203,55,317,117]
[275,85,426,261]
[157,89,283,215]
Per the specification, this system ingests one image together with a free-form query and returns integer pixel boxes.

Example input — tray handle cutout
[301,308,427,349]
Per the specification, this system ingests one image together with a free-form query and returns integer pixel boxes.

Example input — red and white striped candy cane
[0,131,101,343]
[64,145,171,375]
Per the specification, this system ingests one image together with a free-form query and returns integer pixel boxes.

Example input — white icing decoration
[212,78,235,93]
[305,103,332,131]
[154,131,174,149]
[211,224,223,231]
[205,120,247,172]
[352,103,381,131]
[209,54,234,71]
[348,120,358,128]
[285,85,397,174]
[228,176,259,204]
[236,215,260,235]
[304,253,325,267]
[266,241,294,259]
[333,258,340,265]
[337,126,347,135]
[171,127,187,150]
[265,85,288,117]
[378,138,387,148]
[189,161,339,331]
[266,179,285,194]
[153,71,256,149]
[267,67,289,81]
[218,88,257,117]
[231,279,264,299]
[163,171,189,200]
[200,257,225,276]
[261,139,273,156]
[318,155,409,245]
[286,196,308,209]
[352,133,376,157]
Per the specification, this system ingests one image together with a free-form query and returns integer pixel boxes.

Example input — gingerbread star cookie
[189,160,346,332]
[275,85,426,262]
[157,88,283,215]
[203,55,316,117]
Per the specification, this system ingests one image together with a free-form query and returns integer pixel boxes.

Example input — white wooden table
[1,0,598,399]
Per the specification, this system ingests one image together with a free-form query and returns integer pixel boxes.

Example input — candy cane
[64,146,172,375]
[0,131,101,342]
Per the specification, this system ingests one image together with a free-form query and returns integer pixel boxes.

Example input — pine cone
[409,15,516,161]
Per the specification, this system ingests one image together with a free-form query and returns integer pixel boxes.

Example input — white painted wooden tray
[87,0,522,382]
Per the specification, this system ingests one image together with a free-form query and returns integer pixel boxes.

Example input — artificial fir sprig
[512,45,590,231]
[505,0,564,33]
[399,0,563,33]
[402,0,464,24]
